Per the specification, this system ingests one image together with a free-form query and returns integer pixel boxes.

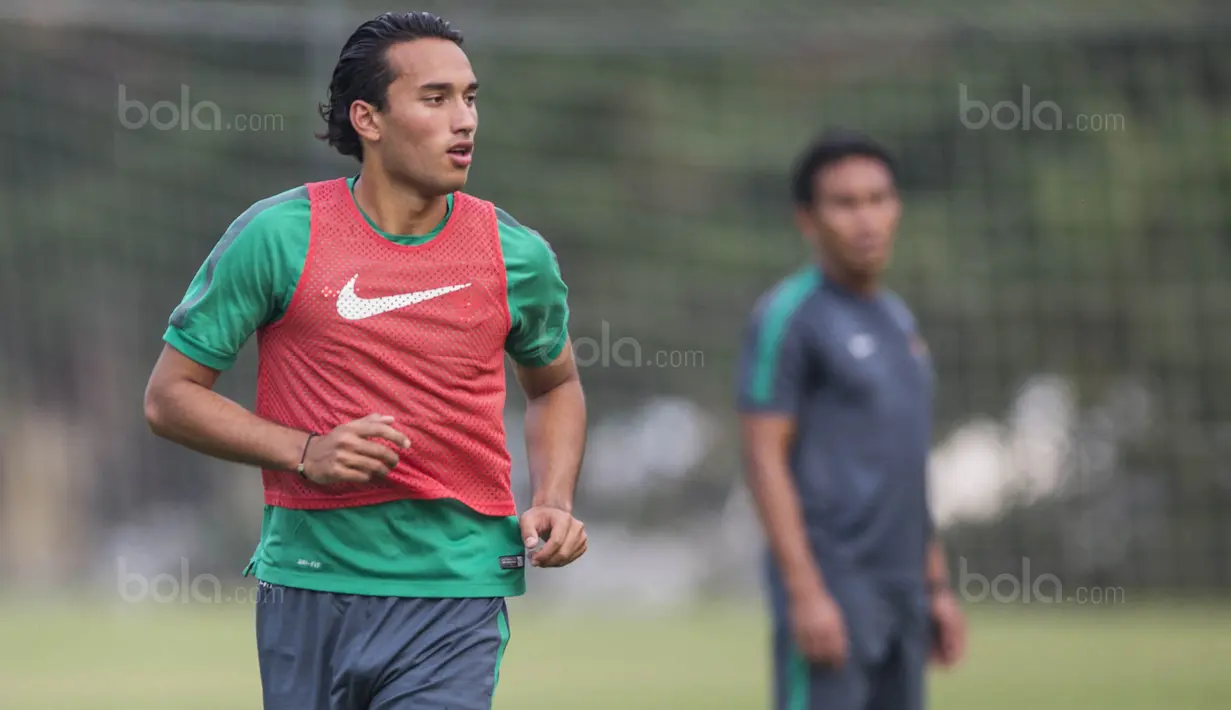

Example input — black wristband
[297,433,317,480]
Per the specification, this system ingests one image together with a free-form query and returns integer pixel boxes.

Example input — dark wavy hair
[316,12,463,162]
[790,130,897,206]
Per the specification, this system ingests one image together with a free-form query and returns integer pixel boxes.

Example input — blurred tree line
[0,2,1228,593]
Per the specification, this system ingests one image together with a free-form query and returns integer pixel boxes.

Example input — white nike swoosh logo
[336,276,471,320]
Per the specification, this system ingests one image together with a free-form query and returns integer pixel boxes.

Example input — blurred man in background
[143,11,587,710]
[737,132,966,710]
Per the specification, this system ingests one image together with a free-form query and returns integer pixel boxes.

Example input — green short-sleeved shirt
[164,178,569,597]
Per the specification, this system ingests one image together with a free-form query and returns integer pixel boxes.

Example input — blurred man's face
[797,156,901,281]
[360,38,478,195]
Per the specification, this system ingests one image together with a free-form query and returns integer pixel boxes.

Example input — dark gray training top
[738,265,936,646]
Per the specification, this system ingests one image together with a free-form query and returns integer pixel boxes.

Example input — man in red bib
[144,12,587,710]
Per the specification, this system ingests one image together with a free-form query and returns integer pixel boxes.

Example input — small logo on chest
[335,274,471,321]
[847,333,877,359]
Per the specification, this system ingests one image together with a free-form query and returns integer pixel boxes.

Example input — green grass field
[1,600,1226,709]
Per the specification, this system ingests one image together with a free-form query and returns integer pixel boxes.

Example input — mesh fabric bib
[254,178,514,516]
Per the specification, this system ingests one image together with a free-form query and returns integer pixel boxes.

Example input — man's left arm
[926,536,951,595]
[514,343,587,567]
[908,308,966,668]
[924,443,966,668]
[504,224,587,568]
[926,532,966,667]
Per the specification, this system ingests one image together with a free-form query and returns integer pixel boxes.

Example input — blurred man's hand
[929,588,966,668]
[791,592,848,668]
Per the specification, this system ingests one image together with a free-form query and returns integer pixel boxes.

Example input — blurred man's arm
[914,318,962,663]
[922,491,950,592]
[924,476,966,667]
[740,412,828,603]
[738,300,848,666]
[736,299,830,604]
[927,537,950,594]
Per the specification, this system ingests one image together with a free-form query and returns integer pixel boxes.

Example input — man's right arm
[738,297,848,665]
[143,200,313,471]
[143,199,405,480]
[735,306,828,604]
[739,413,828,602]
[145,346,404,480]
[144,345,313,471]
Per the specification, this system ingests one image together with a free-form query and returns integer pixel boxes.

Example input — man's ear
[794,207,821,249]
[793,207,814,235]
[350,100,381,145]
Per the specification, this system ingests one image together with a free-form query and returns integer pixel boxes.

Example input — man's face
[797,156,901,279]
[362,38,478,195]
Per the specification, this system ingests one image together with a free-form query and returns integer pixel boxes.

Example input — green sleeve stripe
[749,266,819,404]
[494,206,523,230]
[169,185,308,329]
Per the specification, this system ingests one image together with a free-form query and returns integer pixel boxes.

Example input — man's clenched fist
[300,414,410,484]
[519,505,587,567]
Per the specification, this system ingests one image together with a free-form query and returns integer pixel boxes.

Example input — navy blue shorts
[255,582,511,710]
[769,573,929,710]
[773,623,927,710]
